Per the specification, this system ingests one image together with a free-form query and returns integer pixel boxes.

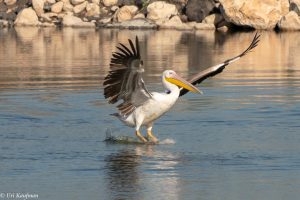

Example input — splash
[159,138,176,145]
[104,128,176,145]
[104,128,143,144]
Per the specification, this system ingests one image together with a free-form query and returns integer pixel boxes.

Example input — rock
[62,14,95,27]
[186,0,215,22]
[103,0,118,7]
[58,13,66,19]
[92,0,100,5]
[47,0,56,4]
[61,0,70,3]
[100,6,109,15]
[40,22,56,27]
[73,1,87,14]
[159,15,193,30]
[4,0,16,6]
[180,14,188,23]
[133,13,145,19]
[203,13,224,25]
[98,16,112,24]
[16,0,30,10]
[14,7,39,26]
[117,5,138,22]
[71,0,86,5]
[44,2,51,12]
[186,21,215,29]
[1,11,16,21]
[63,14,82,25]
[0,19,9,27]
[217,25,229,32]
[278,11,300,30]
[0,2,7,12]
[105,18,158,29]
[219,0,289,29]
[147,1,178,23]
[32,0,44,16]
[290,0,300,16]
[63,3,73,12]
[76,21,96,27]
[51,1,64,13]
[111,5,119,12]
[86,3,100,17]
[41,12,58,22]
[61,0,74,12]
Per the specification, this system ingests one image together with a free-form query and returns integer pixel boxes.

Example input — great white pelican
[103,33,260,144]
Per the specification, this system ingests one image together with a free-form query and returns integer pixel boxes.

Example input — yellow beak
[165,74,202,94]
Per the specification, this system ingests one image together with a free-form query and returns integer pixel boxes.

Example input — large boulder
[14,7,39,26]
[32,0,44,16]
[277,11,300,30]
[186,0,215,22]
[219,0,289,29]
[147,1,178,23]
[116,5,138,22]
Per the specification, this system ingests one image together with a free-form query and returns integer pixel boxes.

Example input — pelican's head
[163,70,202,94]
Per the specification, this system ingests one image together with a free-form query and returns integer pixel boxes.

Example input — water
[0,28,300,200]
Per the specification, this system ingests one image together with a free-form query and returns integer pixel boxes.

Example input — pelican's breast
[139,92,178,124]
[119,92,179,127]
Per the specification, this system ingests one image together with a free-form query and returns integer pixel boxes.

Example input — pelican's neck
[162,76,180,96]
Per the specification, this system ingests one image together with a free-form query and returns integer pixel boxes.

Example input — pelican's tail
[110,113,121,118]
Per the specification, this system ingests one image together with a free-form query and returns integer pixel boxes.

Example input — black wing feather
[103,36,151,116]
[180,33,260,96]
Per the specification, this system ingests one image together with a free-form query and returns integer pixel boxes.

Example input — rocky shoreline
[0,0,299,31]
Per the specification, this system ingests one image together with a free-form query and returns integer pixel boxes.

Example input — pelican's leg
[147,123,159,144]
[135,123,147,143]
[135,130,148,143]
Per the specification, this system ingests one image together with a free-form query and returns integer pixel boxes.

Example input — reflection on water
[1,28,300,90]
[105,146,180,200]
[105,149,142,200]
[0,28,300,200]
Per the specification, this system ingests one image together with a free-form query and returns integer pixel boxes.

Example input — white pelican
[103,33,260,144]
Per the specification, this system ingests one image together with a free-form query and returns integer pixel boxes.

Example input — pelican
[103,33,260,144]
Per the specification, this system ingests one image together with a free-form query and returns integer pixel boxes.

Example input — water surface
[0,28,300,200]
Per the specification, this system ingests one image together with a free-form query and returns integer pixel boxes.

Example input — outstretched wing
[180,33,260,96]
[103,36,152,116]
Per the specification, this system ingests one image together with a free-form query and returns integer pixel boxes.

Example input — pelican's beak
[166,73,203,94]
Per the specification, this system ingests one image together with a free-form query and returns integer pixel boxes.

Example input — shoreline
[0,0,299,31]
